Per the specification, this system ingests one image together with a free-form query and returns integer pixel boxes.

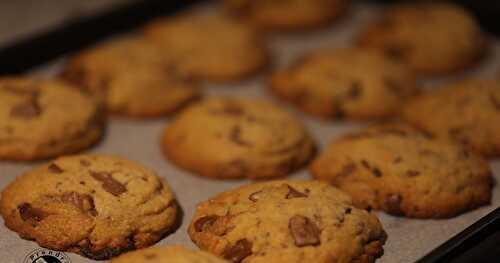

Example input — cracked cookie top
[0,77,104,160]
[0,154,178,260]
[270,48,418,120]
[110,245,230,263]
[310,123,493,218]
[161,97,316,179]
[402,78,500,158]
[189,180,386,263]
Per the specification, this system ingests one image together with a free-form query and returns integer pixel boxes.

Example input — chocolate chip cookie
[109,245,230,263]
[0,155,178,259]
[357,3,487,76]
[161,97,316,179]
[189,180,387,263]
[144,13,269,82]
[402,78,500,158]
[62,36,200,118]
[270,48,418,119]
[310,123,493,218]
[0,77,104,161]
[223,0,348,31]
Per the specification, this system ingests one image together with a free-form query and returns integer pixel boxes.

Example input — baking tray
[1,1,500,262]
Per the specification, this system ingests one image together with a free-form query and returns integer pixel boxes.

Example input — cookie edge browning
[309,131,493,218]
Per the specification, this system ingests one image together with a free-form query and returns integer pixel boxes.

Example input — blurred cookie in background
[161,97,316,179]
[357,3,488,77]
[62,36,200,118]
[109,245,230,263]
[310,123,493,218]
[144,13,270,82]
[0,77,104,161]
[270,48,418,120]
[222,0,349,31]
[403,78,500,158]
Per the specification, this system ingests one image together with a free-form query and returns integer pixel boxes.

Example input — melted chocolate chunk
[48,163,64,174]
[229,125,250,147]
[289,215,321,247]
[90,171,126,196]
[58,192,98,216]
[223,239,253,263]
[285,185,308,199]
[384,194,404,216]
[18,203,47,222]
[194,215,220,232]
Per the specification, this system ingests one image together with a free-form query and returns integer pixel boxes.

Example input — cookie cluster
[1,1,498,262]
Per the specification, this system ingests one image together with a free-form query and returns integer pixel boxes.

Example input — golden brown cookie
[310,123,493,218]
[189,180,387,263]
[62,36,200,118]
[357,3,487,76]
[109,245,230,263]
[0,77,104,161]
[270,48,418,119]
[0,155,178,260]
[223,0,348,31]
[144,13,269,82]
[402,78,500,158]
[161,97,315,179]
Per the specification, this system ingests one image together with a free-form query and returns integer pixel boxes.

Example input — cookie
[144,13,269,82]
[109,245,230,263]
[223,0,348,31]
[270,48,418,119]
[402,78,500,158]
[0,154,178,260]
[357,3,487,76]
[161,97,315,179]
[189,180,387,263]
[310,123,493,218]
[0,77,104,161]
[62,36,200,118]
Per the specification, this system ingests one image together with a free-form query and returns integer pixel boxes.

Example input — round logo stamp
[23,248,71,263]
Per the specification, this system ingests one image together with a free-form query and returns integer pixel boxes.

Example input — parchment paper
[1,3,500,263]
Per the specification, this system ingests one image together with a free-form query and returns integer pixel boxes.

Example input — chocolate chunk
[289,215,321,247]
[10,99,41,119]
[372,167,382,177]
[345,207,352,214]
[90,171,127,196]
[18,203,47,222]
[223,239,253,263]
[384,194,404,216]
[194,215,219,232]
[361,160,370,169]
[59,192,98,216]
[48,163,64,174]
[347,82,362,99]
[229,125,250,147]
[285,185,308,199]
[406,170,420,177]
[248,191,262,202]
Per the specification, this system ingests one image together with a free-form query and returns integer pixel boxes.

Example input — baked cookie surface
[310,124,493,218]
[161,97,315,179]
[0,154,178,259]
[0,77,104,160]
[62,36,200,117]
[403,78,500,158]
[144,13,269,82]
[357,3,487,76]
[270,48,418,119]
[189,180,387,263]
[223,0,348,31]
[109,245,230,263]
